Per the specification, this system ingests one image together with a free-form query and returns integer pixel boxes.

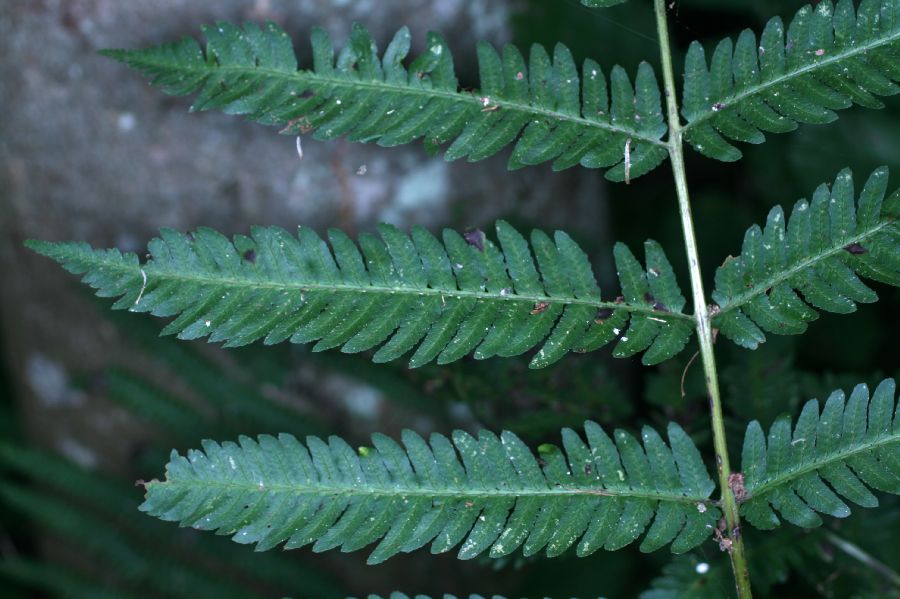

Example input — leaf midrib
[82,248,694,321]
[683,29,900,131]
[745,432,899,500]
[147,477,712,506]
[714,218,896,315]
[131,54,667,146]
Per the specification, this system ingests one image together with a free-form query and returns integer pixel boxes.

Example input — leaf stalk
[652,1,752,596]
[824,530,900,589]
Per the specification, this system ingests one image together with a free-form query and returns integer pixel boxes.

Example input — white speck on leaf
[134,268,148,306]
[624,138,632,184]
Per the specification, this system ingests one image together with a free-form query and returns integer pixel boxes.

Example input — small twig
[680,350,699,398]
[0,532,20,559]
[823,530,900,589]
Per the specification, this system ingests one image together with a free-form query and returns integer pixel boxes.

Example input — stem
[651,2,753,598]
[823,531,900,589]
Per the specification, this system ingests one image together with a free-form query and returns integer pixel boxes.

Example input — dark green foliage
[27,222,693,368]
[0,559,134,599]
[740,378,900,530]
[639,527,864,599]
[0,444,343,598]
[362,596,507,599]
[711,167,900,349]
[0,483,248,598]
[721,338,801,427]
[140,422,719,564]
[103,369,210,440]
[682,0,900,161]
[102,22,667,181]
[100,308,326,440]
[640,554,732,599]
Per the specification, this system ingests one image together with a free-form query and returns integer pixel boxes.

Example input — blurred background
[1,0,898,597]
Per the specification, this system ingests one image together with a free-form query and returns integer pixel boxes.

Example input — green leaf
[639,554,730,599]
[102,22,668,181]
[681,0,900,161]
[711,167,900,349]
[139,422,718,563]
[740,378,900,530]
[27,222,694,368]
[639,527,840,598]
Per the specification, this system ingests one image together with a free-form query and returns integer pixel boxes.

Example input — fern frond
[0,483,270,599]
[103,369,209,441]
[711,167,899,349]
[639,554,730,599]
[0,444,343,597]
[681,0,900,161]
[139,422,719,563]
[27,222,694,367]
[0,483,147,579]
[740,378,900,530]
[640,527,839,598]
[102,22,668,181]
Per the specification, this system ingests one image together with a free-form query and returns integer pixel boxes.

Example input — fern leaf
[101,22,668,181]
[139,422,719,563]
[639,554,729,599]
[740,378,900,530]
[681,0,900,161]
[640,527,841,598]
[27,222,694,367]
[0,559,135,599]
[711,167,899,349]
